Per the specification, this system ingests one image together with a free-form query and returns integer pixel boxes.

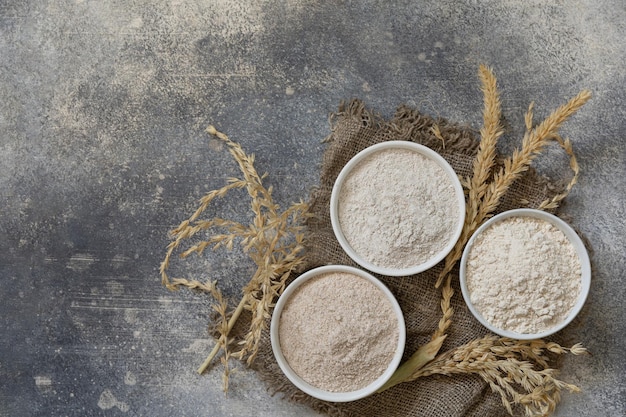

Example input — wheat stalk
[435,65,503,289]
[412,336,588,417]
[431,65,504,348]
[435,82,590,292]
[477,90,590,220]
[160,126,309,389]
[383,66,591,415]
[536,134,580,210]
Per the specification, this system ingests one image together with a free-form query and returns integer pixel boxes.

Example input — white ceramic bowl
[270,265,406,402]
[330,140,466,276]
[459,209,591,340]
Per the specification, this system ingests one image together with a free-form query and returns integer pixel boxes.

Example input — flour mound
[466,216,582,334]
[338,148,459,269]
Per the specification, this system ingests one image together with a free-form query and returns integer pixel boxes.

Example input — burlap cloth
[252,100,567,417]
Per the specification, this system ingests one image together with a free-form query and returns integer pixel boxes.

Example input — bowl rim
[459,208,591,340]
[330,140,466,277]
[270,265,406,402]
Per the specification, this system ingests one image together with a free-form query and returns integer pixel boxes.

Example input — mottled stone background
[1,1,624,416]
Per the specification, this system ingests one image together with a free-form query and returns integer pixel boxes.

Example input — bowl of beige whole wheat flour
[270,265,406,402]
[330,140,466,276]
[459,209,591,340]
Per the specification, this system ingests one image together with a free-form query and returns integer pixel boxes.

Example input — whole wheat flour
[465,216,582,334]
[338,148,459,269]
[278,271,399,392]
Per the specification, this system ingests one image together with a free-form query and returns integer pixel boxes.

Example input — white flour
[465,216,582,334]
[278,272,399,392]
[338,148,459,269]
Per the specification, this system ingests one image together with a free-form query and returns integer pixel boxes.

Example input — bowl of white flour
[330,141,465,276]
[459,209,591,339]
[270,265,406,402]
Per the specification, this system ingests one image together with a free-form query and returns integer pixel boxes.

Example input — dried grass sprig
[383,66,591,416]
[537,134,580,210]
[410,336,588,417]
[478,90,590,219]
[160,126,309,390]
[436,65,503,289]
[432,65,504,343]
[434,77,589,295]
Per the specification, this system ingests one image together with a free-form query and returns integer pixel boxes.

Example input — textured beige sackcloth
[251,100,567,417]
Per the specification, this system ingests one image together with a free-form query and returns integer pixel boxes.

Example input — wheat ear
[412,336,588,416]
[161,126,309,390]
[432,65,503,345]
[478,90,591,219]
[384,67,591,397]
[435,64,503,289]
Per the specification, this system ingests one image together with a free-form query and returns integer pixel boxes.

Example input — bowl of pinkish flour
[330,141,466,276]
[459,209,591,340]
[270,265,405,402]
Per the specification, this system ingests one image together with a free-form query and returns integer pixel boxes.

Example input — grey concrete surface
[1,1,624,416]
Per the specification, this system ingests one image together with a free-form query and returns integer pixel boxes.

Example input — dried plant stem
[160,126,309,390]
[435,64,503,289]
[412,336,588,416]
[197,295,248,375]
[432,65,503,347]
[478,90,591,220]
[384,66,591,409]
[377,335,447,392]
[537,134,579,210]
